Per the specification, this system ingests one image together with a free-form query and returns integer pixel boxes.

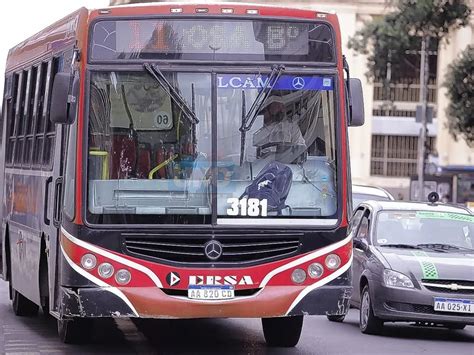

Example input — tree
[348,0,471,81]
[444,45,474,146]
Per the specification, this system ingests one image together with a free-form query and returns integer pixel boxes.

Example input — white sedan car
[352,184,394,208]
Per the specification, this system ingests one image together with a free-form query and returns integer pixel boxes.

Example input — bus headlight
[80,254,97,270]
[325,254,341,270]
[308,263,324,279]
[291,268,306,284]
[98,263,114,279]
[115,269,132,285]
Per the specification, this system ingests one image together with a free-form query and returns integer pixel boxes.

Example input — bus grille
[123,233,302,264]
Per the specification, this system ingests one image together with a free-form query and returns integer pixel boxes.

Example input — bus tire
[12,288,39,316]
[262,315,303,347]
[57,318,93,344]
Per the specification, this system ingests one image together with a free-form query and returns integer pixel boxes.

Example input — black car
[328,199,474,333]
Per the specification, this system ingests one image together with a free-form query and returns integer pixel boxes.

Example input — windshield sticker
[416,211,474,223]
[411,251,439,279]
[227,198,268,217]
[217,75,333,91]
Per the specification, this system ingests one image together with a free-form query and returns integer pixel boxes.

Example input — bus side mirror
[50,72,78,125]
[349,78,364,127]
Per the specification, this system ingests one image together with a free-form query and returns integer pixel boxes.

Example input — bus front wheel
[262,315,303,347]
[57,318,93,344]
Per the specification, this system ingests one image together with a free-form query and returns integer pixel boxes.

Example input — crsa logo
[189,275,254,286]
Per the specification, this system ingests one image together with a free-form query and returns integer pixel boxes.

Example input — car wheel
[12,287,39,317]
[326,314,345,322]
[359,285,383,334]
[57,318,93,344]
[262,315,303,347]
[446,324,466,330]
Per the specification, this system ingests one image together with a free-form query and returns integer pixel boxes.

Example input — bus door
[42,118,65,313]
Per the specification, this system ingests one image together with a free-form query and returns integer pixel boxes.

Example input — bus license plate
[188,285,234,300]
[434,297,474,314]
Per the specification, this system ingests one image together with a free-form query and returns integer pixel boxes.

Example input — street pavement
[1,279,473,354]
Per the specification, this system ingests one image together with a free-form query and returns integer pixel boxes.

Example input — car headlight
[383,269,414,288]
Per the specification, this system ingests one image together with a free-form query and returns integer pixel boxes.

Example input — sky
[0,0,110,96]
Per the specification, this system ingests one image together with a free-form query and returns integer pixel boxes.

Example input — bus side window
[5,73,19,166]
[33,62,49,166]
[23,66,38,166]
[12,71,27,166]
[42,58,60,168]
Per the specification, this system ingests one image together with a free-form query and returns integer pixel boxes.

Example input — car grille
[385,302,474,317]
[421,279,474,295]
[123,232,302,265]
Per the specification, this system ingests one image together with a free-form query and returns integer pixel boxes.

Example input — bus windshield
[87,71,337,224]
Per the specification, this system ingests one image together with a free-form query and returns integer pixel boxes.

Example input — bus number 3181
[226,198,268,217]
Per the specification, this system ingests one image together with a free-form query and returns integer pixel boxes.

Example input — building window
[370,135,436,177]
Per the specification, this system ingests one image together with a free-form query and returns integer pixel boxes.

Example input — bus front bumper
[59,279,352,319]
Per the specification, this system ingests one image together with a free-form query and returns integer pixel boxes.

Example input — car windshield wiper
[381,244,422,249]
[144,63,199,124]
[416,243,474,252]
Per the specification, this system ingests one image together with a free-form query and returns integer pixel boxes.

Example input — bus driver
[253,96,306,164]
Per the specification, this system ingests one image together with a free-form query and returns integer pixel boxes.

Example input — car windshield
[374,210,474,250]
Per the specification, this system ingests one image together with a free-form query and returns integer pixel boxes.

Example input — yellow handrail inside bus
[89,150,109,180]
[148,154,178,179]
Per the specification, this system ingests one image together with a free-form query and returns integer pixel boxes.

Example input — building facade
[109,0,474,199]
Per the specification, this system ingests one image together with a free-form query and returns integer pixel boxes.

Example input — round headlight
[80,254,97,270]
[98,262,114,279]
[308,263,324,279]
[115,269,131,285]
[325,254,341,270]
[291,268,307,284]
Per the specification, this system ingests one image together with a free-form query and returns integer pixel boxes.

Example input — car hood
[377,247,474,281]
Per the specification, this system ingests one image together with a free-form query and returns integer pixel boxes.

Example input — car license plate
[433,297,474,314]
[188,285,235,300]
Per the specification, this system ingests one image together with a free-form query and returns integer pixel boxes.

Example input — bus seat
[136,146,151,179]
[110,134,137,179]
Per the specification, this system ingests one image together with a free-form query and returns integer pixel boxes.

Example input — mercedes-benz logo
[204,240,223,261]
[292,77,305,90]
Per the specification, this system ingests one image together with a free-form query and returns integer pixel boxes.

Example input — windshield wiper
[238,64,285,166]
[144,63,199,124]
[239,64,285,133]
[417,243,474,252]
[381,244,422,249]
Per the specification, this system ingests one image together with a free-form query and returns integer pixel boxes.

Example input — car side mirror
[50,72,78,125]
[348,78,364,127]
[354,238,368,251]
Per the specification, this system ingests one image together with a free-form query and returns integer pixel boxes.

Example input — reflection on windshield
[87,71,212,224]
[216,74,337,219]
[375,211,474,250]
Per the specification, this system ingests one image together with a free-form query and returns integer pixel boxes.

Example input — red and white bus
[0,3,364,346]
